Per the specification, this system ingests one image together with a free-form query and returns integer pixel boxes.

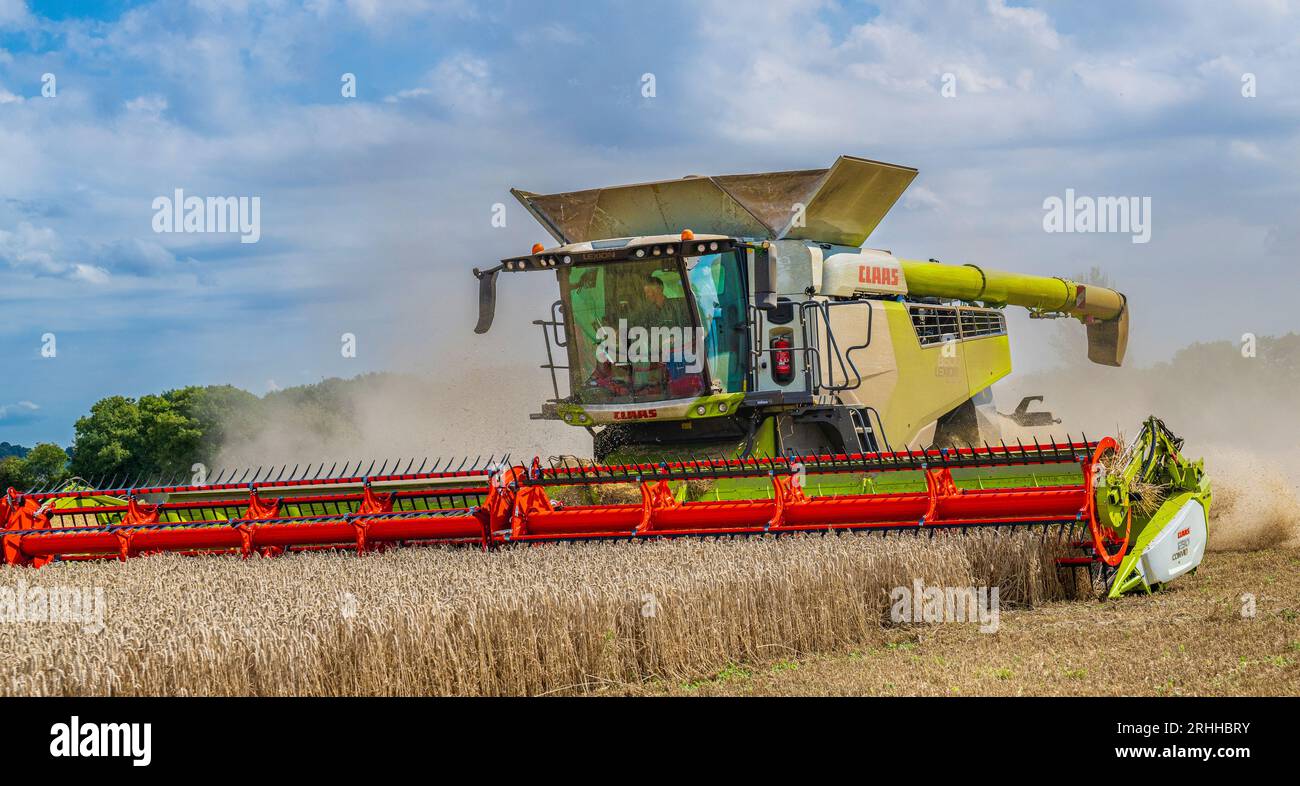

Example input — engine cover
[821,249,908,298]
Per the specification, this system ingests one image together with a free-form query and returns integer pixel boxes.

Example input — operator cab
[558,242,748,407]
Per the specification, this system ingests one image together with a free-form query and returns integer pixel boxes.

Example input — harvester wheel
[1085,438,1132,568]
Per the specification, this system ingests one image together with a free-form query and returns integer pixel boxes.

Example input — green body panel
[599,413,1084,503]
[555,392,745,428]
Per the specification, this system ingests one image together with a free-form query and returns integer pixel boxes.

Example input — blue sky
[2,0,1299,446]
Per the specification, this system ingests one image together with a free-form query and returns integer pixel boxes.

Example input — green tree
[0,456,29,492]
[69,395,142,481]
[69,385,265,483]
[188,385,262,459]
[21,443,70,489]
[0,443,69,492]
[135,391,203,479]
[0,442,29,459]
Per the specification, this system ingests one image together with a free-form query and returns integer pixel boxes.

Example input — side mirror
[473,267,501,334]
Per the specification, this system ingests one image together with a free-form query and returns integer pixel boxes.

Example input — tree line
[2,375,390,493]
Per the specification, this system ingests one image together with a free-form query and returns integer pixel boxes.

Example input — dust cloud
[213,358,588,472]
[213,317,1300,554]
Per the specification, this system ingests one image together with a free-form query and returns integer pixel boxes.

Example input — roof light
[636,249,646,258]
[652,246,661,256]
[562,255,572,265]
[681,229,695,241]
[709,242,719,251]
[531,243,545,254]
[697,244,706,253]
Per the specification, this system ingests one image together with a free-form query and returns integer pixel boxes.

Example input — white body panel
[1139,498,1208,584]
[821,250,908,297]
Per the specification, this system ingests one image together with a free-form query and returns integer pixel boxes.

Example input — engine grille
[908,304,1006,347]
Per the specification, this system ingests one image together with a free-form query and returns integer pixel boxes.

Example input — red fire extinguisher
[771,332,794,385]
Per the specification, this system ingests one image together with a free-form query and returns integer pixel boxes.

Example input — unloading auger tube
[897,259,1129,366]
[0,422,1209,597]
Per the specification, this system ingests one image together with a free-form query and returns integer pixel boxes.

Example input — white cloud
[986,0,1060,51]
[344,0,476,27]
[387,53,501,115]
[71,263,111,285]
[528,23,584,45]
[0,222,64,276]
[1229,139,1267,161]
[0,0,32,30]
[902,185,944,211]
[0,400,40,421]
[124,94,168,117]
[1070,60,1197,111]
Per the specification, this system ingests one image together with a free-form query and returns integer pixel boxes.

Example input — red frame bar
[1,441,1104,568]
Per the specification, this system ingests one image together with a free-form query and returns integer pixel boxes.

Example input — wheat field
[0,532,1073,696]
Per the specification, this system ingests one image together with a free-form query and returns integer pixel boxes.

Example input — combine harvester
[1,157,1210,597]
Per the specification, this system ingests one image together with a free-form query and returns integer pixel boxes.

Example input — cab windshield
[559,251,747,405]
